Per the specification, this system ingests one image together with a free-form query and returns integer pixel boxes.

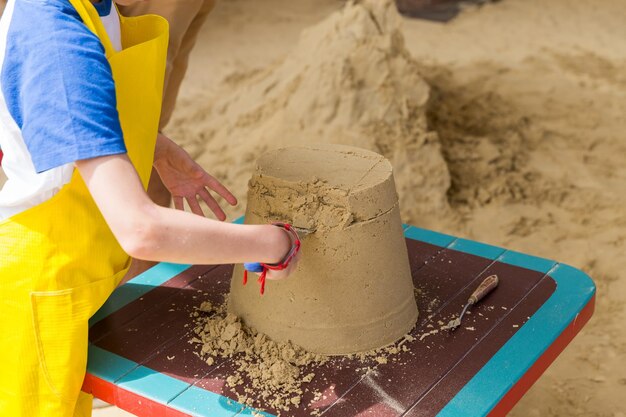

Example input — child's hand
[242,223,303,294]
[266,248,301,281]
[153,133,237,220]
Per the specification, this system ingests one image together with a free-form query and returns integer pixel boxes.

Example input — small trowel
[292,226,315,237]
[446,274,499,331]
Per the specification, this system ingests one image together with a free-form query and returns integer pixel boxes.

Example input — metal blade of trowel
[292,226,315,237]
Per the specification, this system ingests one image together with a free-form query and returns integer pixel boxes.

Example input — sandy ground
[2,0,625,415]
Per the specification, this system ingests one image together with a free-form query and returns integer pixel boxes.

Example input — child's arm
[75,153,297,277]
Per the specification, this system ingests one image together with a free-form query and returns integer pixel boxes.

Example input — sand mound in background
[171,0,451,225]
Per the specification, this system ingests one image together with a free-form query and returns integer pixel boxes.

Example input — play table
[83,220,595,417]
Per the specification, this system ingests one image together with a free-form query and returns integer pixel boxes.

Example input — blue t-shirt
[1,0,126,173]
[0,0,126,219]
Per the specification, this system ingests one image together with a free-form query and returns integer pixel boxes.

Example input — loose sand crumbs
[190,300,415,414]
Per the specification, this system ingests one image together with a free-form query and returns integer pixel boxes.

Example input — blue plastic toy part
[244,262,265,273]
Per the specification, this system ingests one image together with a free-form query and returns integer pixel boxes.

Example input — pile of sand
[171,0,451,225]
[191,299,412,414]
[231,145,417,355]
[190,300,327,412]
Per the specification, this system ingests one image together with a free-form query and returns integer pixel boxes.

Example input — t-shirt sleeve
[1,0,126,173]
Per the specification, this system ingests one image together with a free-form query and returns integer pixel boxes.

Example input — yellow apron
[0,1,167,415]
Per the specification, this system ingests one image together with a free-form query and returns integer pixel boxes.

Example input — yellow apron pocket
[30,271,123,403]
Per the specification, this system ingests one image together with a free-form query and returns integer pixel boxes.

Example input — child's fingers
[186,196,206,217]
[204,174,237,206]
[197,188,226,221]
[173,196,185,211]
[265,251,302,281]
[290,250,302,268]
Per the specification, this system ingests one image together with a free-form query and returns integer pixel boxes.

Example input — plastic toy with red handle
[243,223,301,295]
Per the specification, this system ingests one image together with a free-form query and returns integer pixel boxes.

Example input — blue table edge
[86,217,596,417]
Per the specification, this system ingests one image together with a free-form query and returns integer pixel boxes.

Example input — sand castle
[229,144,418,354]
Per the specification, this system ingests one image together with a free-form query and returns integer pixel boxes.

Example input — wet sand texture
[229,144,418,354]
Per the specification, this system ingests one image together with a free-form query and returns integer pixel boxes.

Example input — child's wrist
[265,225,292,264]
[243,223,301,294]
[153,132,171,163]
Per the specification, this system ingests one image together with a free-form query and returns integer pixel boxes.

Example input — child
[0,0,299,416]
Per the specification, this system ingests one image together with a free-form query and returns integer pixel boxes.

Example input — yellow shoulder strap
[68,0,116,57]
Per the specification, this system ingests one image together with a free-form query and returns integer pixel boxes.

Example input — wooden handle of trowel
[469,274,499,304]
